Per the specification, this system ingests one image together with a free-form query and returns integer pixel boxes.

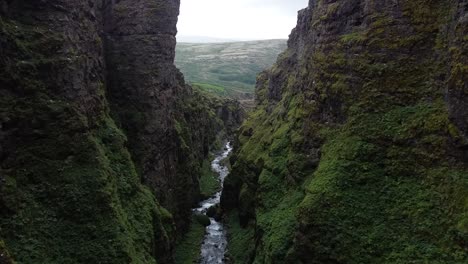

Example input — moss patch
[199,158,221,198]
[222,0,468,263]
[225,211,255,264]
[298,102,468,263]
[174,215,207,264]
[0,17,173,264]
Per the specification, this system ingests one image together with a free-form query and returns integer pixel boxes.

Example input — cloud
[177,0,309,40]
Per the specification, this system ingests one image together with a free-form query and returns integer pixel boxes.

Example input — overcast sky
[177,0,309,40]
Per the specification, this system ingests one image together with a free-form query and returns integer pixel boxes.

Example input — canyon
[0,0,242,263]
[222,0,468,263]
[0,0,467,264]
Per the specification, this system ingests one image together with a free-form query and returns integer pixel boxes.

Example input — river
[193,142,232,264]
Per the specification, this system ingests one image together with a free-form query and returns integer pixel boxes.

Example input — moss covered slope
[0,0,244,263]
[222,0,468,263]
[0,12,173,264]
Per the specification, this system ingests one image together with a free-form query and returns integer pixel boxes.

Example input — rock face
[103,0,244,231]
[447,2,468,145]
[0,0,242,263]
[222,0,468,263]
[104,0,196,231]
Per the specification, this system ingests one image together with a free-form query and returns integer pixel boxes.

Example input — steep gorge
[222,0,467,263]
[0,0,242,263]
[0,0,467,263]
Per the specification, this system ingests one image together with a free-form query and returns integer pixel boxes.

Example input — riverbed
[193,142,232,264]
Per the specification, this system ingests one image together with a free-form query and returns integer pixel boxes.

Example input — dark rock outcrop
[0,240,14,264]
[0,0,177,263]
[0,0,242,263]
[222,0,468,263]
[103,0,244,232]
[447,1,468,142]
[103,0,196,231]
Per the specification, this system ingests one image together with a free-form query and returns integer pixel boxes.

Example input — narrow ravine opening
[173,1,309,263]
[2,1,464,264]
[194,142,232,263]
[174,141,235,264]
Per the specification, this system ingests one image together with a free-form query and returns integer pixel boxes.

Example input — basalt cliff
[0,0,242,263]
[1,0,467,263]
[222,0,467,263]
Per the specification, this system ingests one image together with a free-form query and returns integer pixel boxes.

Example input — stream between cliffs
[193,142,232,264]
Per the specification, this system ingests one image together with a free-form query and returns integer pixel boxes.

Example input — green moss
[223,0,467,263]
[225,211,255,264]
[0,17,173,264]
[298,103,468,263]
[192,83,227,97]
[199,158,221,198]
[0,111,174,263]
[174,216,207,264]
[255,187,304,262]
[175,119,190,151]
[193,214,211,227]
[340,32,366,45]
[0,240,15,264]
[223,85,310,262]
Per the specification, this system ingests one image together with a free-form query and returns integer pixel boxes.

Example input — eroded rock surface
[222,0,468,263]
[0,0,243,263]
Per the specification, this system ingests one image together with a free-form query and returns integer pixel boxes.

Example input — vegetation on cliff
[1,0,466,263]
[0,1,243,263]
[173,86,243,264]
[0,15,174,263]
[174,215,207,264]
[222,0,467,263]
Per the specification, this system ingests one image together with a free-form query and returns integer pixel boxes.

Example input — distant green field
[192,83,227,97]
[176,39,287,100]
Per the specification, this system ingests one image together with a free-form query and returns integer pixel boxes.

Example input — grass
[199,158,221,198]
[192,83,227,97]
[174,216,207,264]
[225,211,255,264]
[175,40,287,100]
[297,103,468,263]
[221,0,468,263]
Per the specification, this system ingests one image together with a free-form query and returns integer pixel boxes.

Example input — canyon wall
[222,0,468,263]
[0,0,242,263]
